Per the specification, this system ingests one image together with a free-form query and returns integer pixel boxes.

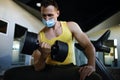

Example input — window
[103,39,118,67]
[12,23,28,65]
[0,20,8,34]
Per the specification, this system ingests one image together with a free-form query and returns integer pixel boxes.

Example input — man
[32,0,101,80]
[3,0,102,80]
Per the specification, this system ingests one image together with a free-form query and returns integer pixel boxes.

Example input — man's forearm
[84,45,96,68]
[34,55,46,71]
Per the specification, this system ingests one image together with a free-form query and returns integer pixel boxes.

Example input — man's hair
[41,0,59,10]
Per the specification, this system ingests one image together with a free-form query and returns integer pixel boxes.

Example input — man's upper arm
[67,22,91,49]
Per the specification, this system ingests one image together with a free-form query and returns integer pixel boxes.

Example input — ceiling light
[36,3,41,7]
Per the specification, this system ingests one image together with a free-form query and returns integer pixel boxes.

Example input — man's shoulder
[66,21,79,28]
[67,21,78,25]
[60,21,78,26]
[66,21,81,33]
[60,21,76,24]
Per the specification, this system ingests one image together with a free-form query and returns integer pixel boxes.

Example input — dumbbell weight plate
[20,31,39,55]
[51,40,68,62]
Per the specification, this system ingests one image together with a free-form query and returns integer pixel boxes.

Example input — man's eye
[48,14,53,16]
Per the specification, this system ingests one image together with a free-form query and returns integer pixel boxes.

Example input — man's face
[40,5,59,21]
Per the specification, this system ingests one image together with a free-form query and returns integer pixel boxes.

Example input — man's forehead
[41,5,58,11]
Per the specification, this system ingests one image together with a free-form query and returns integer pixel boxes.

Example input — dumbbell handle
[36,41,58,54]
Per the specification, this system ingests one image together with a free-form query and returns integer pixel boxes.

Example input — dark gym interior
[0,0,120,80]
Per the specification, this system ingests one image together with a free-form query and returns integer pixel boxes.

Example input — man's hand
[32,42,51,71]
[39,42,51,59]
[79,65,95,80]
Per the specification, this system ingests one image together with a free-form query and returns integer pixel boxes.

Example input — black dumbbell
[20,31,68,62]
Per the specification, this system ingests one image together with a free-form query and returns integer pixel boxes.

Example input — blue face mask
[42,18,56,28]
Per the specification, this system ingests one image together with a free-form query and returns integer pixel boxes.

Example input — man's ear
[57,10,60,17]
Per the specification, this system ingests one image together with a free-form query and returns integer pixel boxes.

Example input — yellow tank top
[39,21,76,65]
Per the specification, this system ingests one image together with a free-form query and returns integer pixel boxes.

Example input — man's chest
[45,27,62,40]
